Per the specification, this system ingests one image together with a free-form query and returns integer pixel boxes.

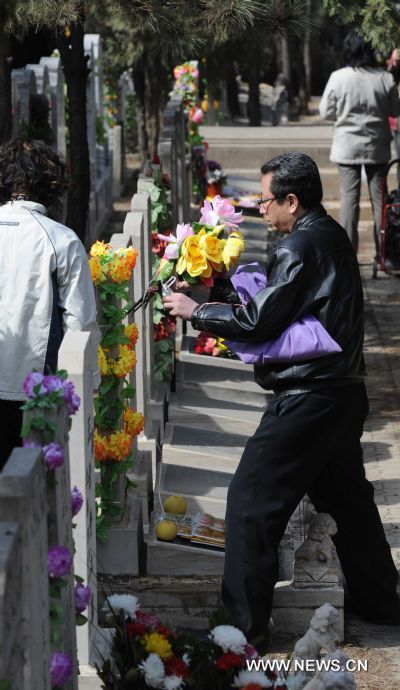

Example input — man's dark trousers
[222,383,399,638]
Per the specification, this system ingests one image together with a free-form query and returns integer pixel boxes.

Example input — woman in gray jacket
[319,32,400,256]
[0,139,100,468]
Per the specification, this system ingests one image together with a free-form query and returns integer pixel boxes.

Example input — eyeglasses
[257,196,276,208]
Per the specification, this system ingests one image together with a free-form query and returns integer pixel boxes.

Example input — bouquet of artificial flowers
[156,195,245,287]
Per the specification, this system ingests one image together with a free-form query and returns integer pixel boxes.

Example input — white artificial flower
[285,672,308,690]
[164,675,184,690]
[231,669,273,688]
[138,653,166,689]
[210,625,247,654]
[106,594,139,620]
[182,652,190,666]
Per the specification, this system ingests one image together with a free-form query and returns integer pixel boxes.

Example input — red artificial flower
[164,655,189,679]
[152,153,160,165]
[126,621,146,637]
[241,684,264,690]
[157,624,172,638]
[194,345,204,354]
[216,652,244,671]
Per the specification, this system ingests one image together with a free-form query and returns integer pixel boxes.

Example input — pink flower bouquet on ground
[156,195,245,287]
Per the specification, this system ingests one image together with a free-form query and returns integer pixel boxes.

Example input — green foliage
[323,0,400,51]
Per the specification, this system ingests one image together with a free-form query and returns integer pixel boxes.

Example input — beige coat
[319,66,400,164]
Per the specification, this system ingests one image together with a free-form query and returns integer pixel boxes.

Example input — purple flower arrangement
[74,582,92,613]
[48,546,73,579]
[50,652,73,687]
[23,372,80,414]
[71,486,84,517]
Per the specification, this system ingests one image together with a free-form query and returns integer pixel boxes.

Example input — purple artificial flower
[208,160,222,172]
[157,223,194,260]
[136,610,160,630]
[43,375,65,394]
[23,439,40,448]
[48,546,73,579]
[50,652,73,687]
[23,372,45,398]
[71,486,84,517]
[62,381,80,415]
[43,442,64,469]
[74,582,91,613]
[200,195,244,228]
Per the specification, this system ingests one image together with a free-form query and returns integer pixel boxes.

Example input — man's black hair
[0,138,69,210]
[261,152,323,209]
[343,31,377,69]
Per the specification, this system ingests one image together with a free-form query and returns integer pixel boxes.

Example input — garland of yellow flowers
[89,240,145,542]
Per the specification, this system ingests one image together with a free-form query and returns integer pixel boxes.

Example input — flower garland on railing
[146,155,177,384]
[89,240,145,543]
[21,370,90,689]
[171,60,208,202]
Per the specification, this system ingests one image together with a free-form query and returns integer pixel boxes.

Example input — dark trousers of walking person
[222,384,400,640]
[337,163,387,258]
[0,399,23,471]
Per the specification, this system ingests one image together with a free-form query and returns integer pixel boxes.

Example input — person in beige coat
[319,32,400,256]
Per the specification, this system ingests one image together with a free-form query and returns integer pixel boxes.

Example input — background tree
[323,0,400,52]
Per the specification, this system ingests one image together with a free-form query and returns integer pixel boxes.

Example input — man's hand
[162,293,198,320]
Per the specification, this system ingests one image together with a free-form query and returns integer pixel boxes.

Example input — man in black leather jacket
[163,153,400,645]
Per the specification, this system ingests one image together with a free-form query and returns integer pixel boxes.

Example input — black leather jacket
[191,206,366,392]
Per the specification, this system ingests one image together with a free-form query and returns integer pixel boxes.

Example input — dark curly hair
[0,138,69,210]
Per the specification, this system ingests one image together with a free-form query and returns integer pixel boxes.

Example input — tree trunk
[132,58,148,165]
[280,32,291,84]
[0,5,13,144]
[144,50,163,156]
[303,0,312,105]
[247,47,261,127]
[56,15,90,244]
[0,54,12,143]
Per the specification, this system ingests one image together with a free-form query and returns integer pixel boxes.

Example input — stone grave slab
[162,423,245,472]
[154,462,232,518]
[97,493,143,577]
[168,388,263,435]
[146,513,224,577]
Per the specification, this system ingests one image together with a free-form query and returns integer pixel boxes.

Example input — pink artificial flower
[191,108,204,124]
[157,223,194,260]
[200,195,243,228]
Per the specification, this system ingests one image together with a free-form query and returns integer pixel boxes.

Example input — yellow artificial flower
[177,235,211,278]
[143,633,173,660]
[108,256,132,283]
[107,430,132,461]
[196,228,225,266]
[123,408,145,437]
[222,231,245,270]
[113,345,137,378]
[98,345,109,376]
[94,430,109,462]
[90,240,109,257]
[89,256,106,284]
[217,338,228,351]
[125,323,139,346]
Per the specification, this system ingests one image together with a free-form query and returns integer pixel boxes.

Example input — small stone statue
[294,604,340,661]
[293,513,339,588]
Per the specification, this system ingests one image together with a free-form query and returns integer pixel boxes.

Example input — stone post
[11,68,37,134]
[131,192,155,401]
[0,522,25,690]
[39,57,66,155]
[0,448,51,690]
[58,332,97,669]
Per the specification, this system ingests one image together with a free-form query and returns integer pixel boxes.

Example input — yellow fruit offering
[163,495,187,515]
[156,520,178,542]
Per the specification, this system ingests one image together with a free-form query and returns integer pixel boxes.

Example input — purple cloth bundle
[224,263,342,364]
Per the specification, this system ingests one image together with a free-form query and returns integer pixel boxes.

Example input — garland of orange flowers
[90,239,144,543]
